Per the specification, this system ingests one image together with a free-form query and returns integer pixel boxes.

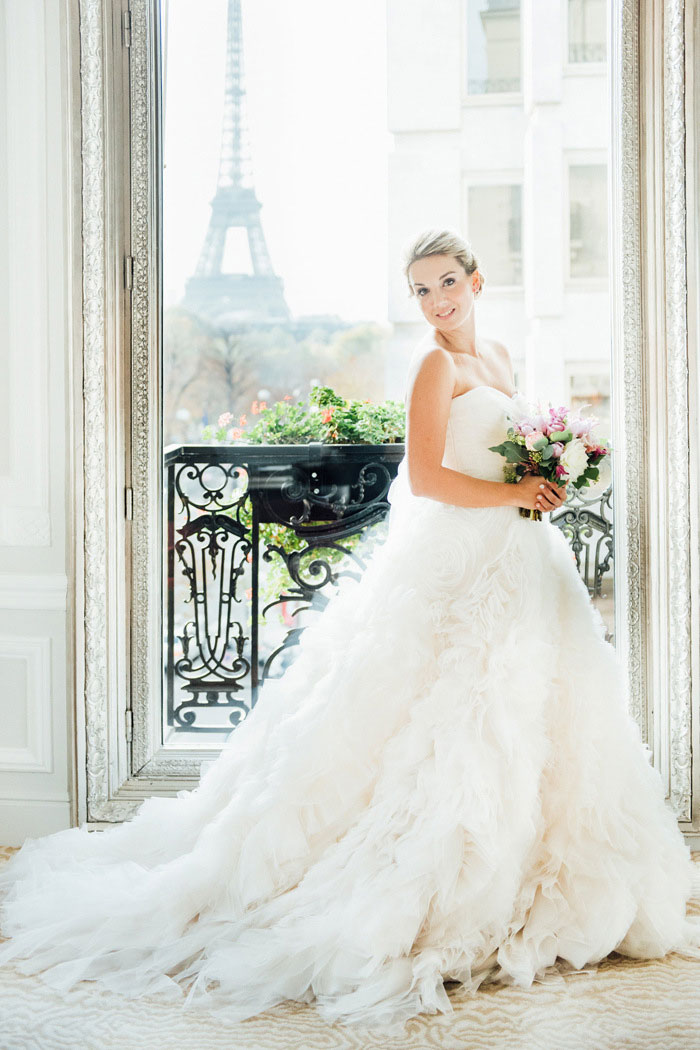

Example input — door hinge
[122,9,132,48]
[124,255,134,290]
[125,708,133,742]
[125,486,133,520]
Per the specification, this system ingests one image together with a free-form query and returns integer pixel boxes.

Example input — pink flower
[227,427,243,441]
[239,414,247,426]
[251,400,260,415]
[570,417,592,438]
[321,407,335,423]
[555,464,569,478]
[218,411,233,427]
[517,422,534,436]
[525,429,546,451]
[551,441,565,458]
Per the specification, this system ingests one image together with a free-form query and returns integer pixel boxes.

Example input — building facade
[386,0,610,433]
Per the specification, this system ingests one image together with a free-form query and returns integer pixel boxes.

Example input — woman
[1,229,699,1032]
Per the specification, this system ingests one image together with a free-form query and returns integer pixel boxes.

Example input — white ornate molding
[662,0,693,820]
[0,636,52,773]
[79,0,110,820]
[618,0,695,826]
[79,0,135,823]
[611,0,647,738]
[0,574,68,610]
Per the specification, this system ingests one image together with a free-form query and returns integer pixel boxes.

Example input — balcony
[164,443,613,736]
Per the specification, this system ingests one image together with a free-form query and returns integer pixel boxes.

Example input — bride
[1,228,699,1031]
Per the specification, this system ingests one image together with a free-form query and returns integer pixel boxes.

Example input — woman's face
[408,254,478,333]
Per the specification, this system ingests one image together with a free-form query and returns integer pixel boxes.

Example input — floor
[1,845,700,1050]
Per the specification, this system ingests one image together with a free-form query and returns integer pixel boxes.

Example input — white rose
[559,436,589,482]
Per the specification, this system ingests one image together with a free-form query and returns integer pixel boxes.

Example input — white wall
[0,0,73,844]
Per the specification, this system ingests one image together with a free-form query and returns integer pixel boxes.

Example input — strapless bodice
[441,385,515,483]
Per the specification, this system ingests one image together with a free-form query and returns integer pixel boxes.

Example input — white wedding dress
[1,385,699,1030]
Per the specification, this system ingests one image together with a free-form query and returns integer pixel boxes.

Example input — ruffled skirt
[1,466,699,1030]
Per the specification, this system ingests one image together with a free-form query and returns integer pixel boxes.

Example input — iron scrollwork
[165,443,403,733]
[165,443,615,733]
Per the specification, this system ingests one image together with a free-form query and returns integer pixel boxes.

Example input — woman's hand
[512,475,568,513]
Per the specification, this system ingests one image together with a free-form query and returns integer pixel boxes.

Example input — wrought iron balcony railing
[164,443,613,734]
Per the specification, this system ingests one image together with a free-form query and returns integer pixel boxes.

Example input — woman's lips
[436,307,456,319]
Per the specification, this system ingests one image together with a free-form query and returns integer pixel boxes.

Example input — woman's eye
[444,278,455,286]
[417,288,427,296]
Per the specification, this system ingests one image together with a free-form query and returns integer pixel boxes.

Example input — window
[467,184,522,286]
[569,164,608,278]
[568,0,606,63]
[568,369,611,438]
[466,0,521,95]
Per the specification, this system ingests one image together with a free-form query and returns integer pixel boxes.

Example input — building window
[467,184,522,286]
[568,0,607,64]
[569,164,608,279]
[466,0,521,95]
[568,370,611,439]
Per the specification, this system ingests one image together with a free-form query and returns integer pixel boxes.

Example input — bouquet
[488,396,610,521]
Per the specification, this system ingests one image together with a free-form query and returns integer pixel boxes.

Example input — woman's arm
[405,347,520,509]
[404,347,564,512]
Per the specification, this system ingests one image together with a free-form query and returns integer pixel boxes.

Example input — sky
[162,0,390,322]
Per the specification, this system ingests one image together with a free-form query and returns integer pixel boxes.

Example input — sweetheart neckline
[451,385,516,403]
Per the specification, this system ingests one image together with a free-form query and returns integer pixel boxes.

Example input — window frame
[565,151,610,287]
[71,0,700,842]
[462,0,523,104]
[566,0,609,68]
[463,174,524,290]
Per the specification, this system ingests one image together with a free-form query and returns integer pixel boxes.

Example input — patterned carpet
[1,845,700,1050]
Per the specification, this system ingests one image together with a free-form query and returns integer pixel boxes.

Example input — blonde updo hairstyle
[403,228,485,299]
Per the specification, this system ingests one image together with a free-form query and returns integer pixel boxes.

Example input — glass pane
[161,0,396,745]
[159,0,614,746]
[467,0,521,95]
[467,185,522,286]
[568,0,607,63]
[569,164,608,278]
[566,370,613,638]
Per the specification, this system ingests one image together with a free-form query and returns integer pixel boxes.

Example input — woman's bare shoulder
[483,335,509,356]
[405,342,456,399]
[484,337,514,378]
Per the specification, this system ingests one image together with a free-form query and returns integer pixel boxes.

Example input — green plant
[202,387,402,622]
[202,386,406,446]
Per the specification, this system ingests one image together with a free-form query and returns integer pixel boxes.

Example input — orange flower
[245,586,253,600]
[246,551,253,563]
[251,400,260,414]
[239,414,247,426]
[282,394,292,401]
[259,401,267,411]
[321,407,335,424]
[231,427,243,440]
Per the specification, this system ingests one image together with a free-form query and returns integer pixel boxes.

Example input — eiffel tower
[183,0,290,325]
